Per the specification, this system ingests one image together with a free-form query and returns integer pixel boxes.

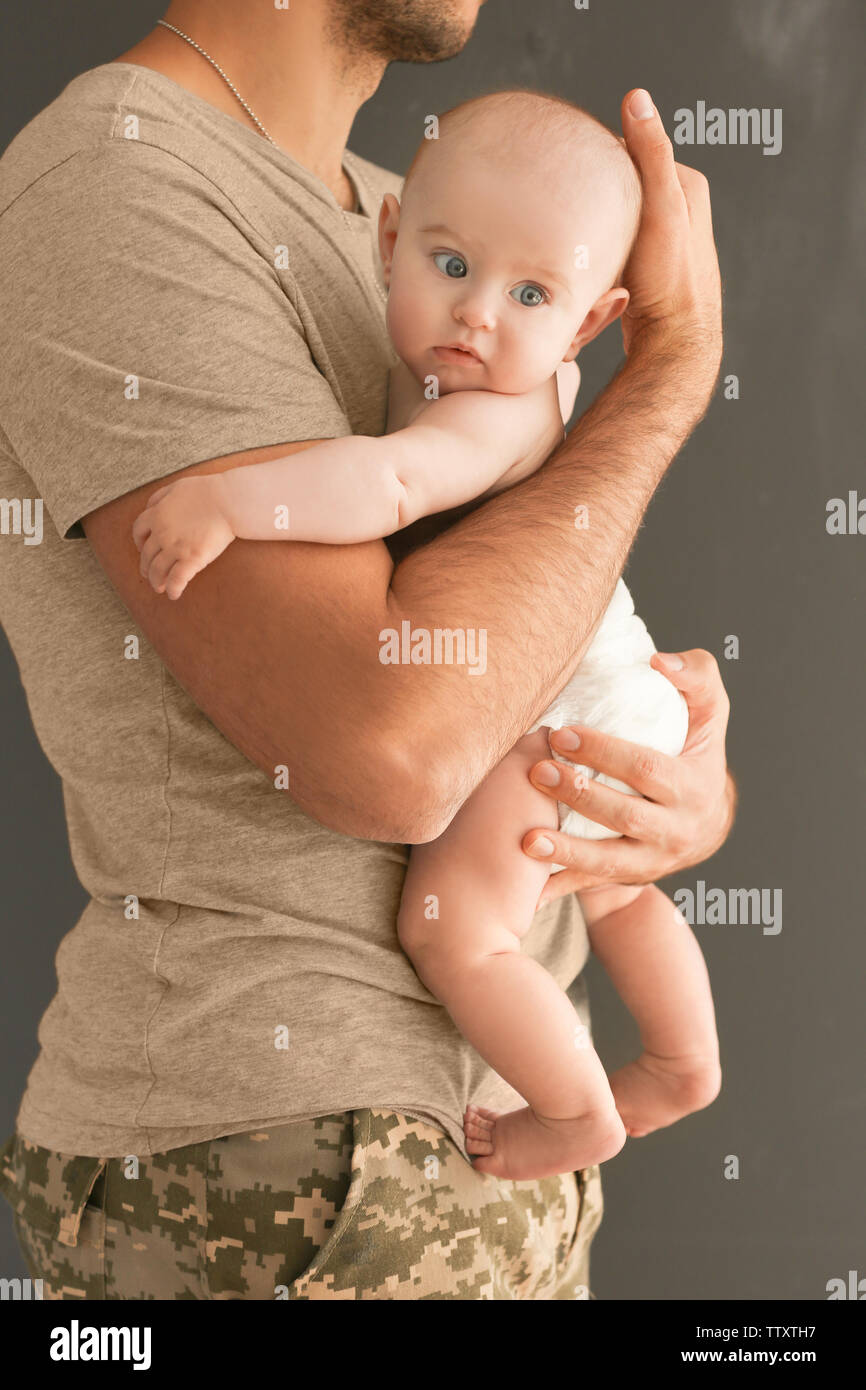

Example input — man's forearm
[382,343,715,821]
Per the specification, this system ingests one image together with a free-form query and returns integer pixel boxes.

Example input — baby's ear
[378,194,401,286]
[569,287,630,355]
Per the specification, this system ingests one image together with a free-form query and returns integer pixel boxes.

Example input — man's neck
[113,2,385,211]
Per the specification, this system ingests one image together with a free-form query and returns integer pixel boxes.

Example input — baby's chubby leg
[580,883,722,1137]
[397,727,626,1180]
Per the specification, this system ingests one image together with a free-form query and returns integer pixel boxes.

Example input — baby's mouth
[433,343,483,364]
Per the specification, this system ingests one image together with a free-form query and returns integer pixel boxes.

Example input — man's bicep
[82,441,405,838]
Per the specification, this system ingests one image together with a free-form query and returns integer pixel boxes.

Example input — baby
[133,89,721,1180]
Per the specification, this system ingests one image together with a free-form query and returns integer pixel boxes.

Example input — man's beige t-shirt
[0,63,592,1159]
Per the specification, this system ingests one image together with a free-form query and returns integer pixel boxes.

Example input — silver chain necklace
[157,19,277,145]
[155,18,382,296]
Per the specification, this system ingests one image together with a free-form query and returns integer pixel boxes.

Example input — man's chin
[332,0,480,66]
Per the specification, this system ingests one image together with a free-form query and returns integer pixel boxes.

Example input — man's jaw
[329,1,482,67]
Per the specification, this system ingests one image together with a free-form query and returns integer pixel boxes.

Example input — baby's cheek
[385,292,416,353]
[389,298,430,376]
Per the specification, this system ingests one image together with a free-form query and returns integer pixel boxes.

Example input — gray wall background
[1,0,863,1299]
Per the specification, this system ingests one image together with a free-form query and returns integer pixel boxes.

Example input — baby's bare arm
[394,384,563,520]
[133,376,564,597]
[217,432,410,543]
[216,384,556,542]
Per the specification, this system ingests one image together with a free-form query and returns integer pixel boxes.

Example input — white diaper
[527,578,689,872]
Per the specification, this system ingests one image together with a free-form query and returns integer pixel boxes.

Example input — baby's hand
[132,475,235,600]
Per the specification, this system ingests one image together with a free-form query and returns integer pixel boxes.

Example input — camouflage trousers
[0,1109,602,1299]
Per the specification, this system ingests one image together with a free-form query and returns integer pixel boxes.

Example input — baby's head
[378,88,642,395]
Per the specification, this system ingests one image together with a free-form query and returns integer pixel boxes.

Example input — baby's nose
[454,296,496,331]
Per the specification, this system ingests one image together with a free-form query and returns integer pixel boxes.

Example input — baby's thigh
[399,729,558,956]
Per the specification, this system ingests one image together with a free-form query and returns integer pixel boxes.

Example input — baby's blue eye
[511,283,546,307]
[433,252,468,278]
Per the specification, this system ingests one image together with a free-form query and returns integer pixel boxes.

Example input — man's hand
[619,88,723,411]
[525,650,735,903]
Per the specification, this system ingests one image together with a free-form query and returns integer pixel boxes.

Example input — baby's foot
[464,1103,625,1181]
[609,1051,722,1138]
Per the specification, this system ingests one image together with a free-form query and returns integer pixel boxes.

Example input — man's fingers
[523,825,651,886]
[650,649,730,742]
[537,730,678,805]
[529,760,674,839]
[621,89,682,211]
[677,163,711,221]
[651,647,725,699]
[675,165,720,297]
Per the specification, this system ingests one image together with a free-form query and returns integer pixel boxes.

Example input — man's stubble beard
[328,0,478,65]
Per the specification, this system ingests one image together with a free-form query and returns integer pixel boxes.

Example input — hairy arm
[383,341,712,818]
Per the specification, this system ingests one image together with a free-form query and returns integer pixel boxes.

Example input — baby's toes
[464,1104,495,1133]
[463,1105,495,1153]
[470,1106,499,1124]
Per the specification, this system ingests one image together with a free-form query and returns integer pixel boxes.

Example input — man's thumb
[625,88,656,122]
[621,89,679,197]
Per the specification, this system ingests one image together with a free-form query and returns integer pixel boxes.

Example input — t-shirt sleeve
[0,142,352,540]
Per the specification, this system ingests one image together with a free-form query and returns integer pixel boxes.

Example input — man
[0,0,731,1298]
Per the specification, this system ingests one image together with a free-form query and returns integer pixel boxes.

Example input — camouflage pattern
[1,1109,602,1299]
